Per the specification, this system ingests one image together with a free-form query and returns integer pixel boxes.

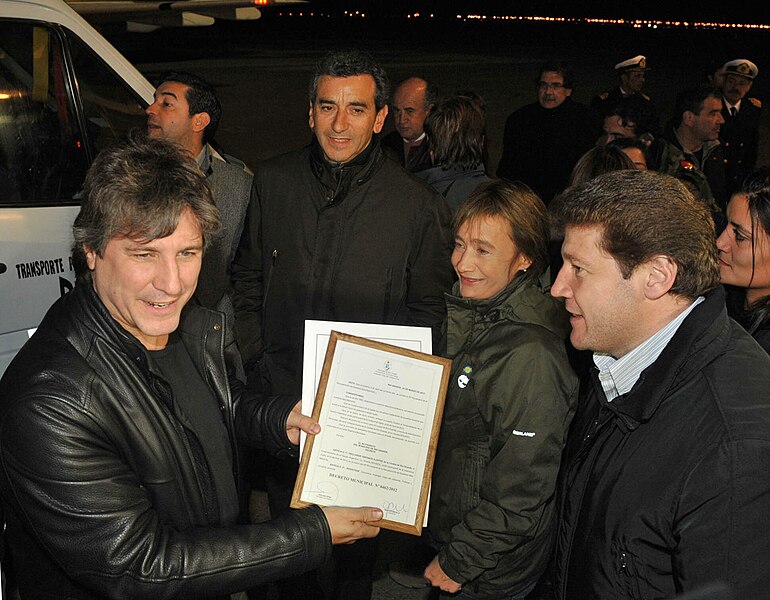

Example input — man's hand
[286,400,320,445]
[321,506,383,544]
[424,555,461,593]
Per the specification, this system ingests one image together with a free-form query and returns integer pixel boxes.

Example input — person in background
[147,71,252,324]
[719,59,762,196]
[568,144,635,187]
[661,85,727,210]
[609,137,649,170]
[497,61,598,204]
[425,180,577,600]
[716,167,770,353]
[380,76,438,173]
[417,94,491,214]
[591,54,657,128]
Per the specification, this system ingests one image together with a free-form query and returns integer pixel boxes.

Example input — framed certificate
[291,331,451,535]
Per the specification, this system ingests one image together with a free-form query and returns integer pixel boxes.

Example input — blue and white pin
[457,365,473,389]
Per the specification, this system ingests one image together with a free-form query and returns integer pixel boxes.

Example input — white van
[0,0,154,376]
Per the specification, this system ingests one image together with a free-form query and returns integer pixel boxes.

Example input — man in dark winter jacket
[549,169,770,599]
[0,135,382,600]
[497,61,598,204]
[230,49,453,599]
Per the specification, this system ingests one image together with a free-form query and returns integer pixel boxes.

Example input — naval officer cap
[723,59,758,80]
[615,55,649,72]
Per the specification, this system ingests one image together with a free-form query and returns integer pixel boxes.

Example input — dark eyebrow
[729,220,752,238]
[158,90,178,101]
[317,97,370,109]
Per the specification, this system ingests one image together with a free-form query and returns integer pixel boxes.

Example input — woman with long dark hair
[716,167,770,352]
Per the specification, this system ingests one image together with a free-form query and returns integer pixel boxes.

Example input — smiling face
[716,193,770,304]
[537,71,572,109]
[309,74,388,164]
[551,224,649,358]
[452,215,531,300]
[86,207,203,350]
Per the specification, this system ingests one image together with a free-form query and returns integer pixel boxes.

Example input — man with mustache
[497,61,599,204]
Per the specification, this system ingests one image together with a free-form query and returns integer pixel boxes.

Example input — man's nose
[332,110,348,131]
[154,258,183,295]
[550,266,570,299]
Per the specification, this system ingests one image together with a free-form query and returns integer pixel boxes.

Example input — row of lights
[274,12,769,29]
[456,14,770,29]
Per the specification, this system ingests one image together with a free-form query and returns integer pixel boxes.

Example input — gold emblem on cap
[638,58,646,69]
[737,62,751,75]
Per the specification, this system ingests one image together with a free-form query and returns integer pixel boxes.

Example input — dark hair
[72,132,220,283]
[535,61,574,90]
[608,137,650,168]
[737,168,770,327]
[673,85,721,128]
[309,50,389,111]
[604,96,659,137]
[156,71,222,144]
[569,145,635,187]
[553,170,719,299]
[425,94,486,170]
[454,179,549,281]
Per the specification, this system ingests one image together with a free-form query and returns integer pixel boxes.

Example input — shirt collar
[594,296,705,402]
[403,131,427,145]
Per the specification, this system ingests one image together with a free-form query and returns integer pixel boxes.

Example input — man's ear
[643,255,678,300]
[373,104,388,134]
[84,246,98,271]
[192,112,211,134]
[682,110,695,127]
[308,102,315,130]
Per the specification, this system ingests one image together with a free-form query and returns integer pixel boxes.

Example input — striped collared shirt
[594,296,705,402]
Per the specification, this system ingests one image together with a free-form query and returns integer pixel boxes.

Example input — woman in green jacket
[424,180,578,599]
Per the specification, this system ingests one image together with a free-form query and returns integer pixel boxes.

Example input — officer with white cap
[591,55,658,133]
[720,59,762,195]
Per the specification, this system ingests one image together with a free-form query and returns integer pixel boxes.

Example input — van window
[0,21,88,205]
[65,30,147,157]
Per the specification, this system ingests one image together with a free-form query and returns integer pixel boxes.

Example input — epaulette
[749,97,762,109]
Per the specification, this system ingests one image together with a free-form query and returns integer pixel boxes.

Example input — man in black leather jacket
[0,135,381,599]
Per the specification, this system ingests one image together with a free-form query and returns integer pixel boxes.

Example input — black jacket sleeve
[0,387,331,599]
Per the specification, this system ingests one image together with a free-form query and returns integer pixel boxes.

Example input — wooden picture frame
[291,331,451,535]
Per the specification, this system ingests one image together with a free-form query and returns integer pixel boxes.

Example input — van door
[0,19,148,375]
